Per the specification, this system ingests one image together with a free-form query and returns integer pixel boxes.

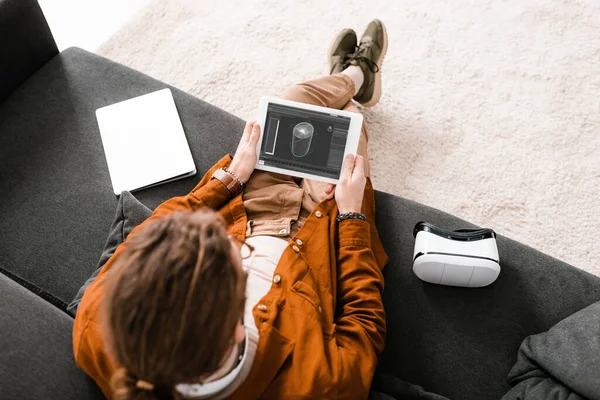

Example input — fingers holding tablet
[334,154,366,214]
[241,120,259,144]
[229,121,261,183]
[324,183,335,200]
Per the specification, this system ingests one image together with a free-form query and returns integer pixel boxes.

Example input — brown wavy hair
[102,209,247,399]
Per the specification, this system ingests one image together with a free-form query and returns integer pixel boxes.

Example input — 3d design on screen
[259,103,351,180]
[291,122,314,158]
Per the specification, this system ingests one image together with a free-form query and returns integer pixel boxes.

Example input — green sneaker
[327,28,357,75]
[350,19,388,107]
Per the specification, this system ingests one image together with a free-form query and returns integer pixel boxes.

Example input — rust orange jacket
[73,155,388,399]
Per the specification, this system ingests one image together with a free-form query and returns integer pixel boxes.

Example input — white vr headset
[413,222,501,287]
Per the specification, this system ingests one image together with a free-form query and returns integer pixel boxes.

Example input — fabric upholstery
[373,192,600,400]
[370,370,450,400]
[502,300,600,400]
[0,0,58,103]
[67,191,151,316]
[0,272,102,399]
[0,47,243,310]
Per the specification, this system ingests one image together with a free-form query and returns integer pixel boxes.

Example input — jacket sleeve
[72,155,234,397]
[150,155,234,218]
[334,218,386,397]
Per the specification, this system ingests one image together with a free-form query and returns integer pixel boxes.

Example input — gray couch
[1,0,599,399]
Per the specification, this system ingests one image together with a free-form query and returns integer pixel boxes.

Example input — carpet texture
[98,0,600,276]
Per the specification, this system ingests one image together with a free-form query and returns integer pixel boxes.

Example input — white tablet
[255,97,363,184]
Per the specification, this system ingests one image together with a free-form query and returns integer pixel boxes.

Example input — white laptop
[96,89,196,195]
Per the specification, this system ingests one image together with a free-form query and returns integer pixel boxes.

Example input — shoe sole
[326,28,355,75]
[361,20,388,108]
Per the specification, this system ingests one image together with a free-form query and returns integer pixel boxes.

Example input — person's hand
[228,121,261,184]
[328,154,366,214]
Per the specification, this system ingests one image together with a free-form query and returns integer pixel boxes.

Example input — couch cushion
[373,193,600,400]
[0,47,244,309]
[502,300,600,399]
[0,272,102,399]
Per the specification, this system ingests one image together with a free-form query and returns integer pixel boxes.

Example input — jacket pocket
[292,279,322,314]
[291,269,335,337]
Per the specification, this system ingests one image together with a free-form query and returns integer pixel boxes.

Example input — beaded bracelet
[223,167,244,189]
[336,212,367,222]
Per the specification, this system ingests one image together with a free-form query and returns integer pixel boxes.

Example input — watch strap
[336,212,367,222]
[211,168,243,197]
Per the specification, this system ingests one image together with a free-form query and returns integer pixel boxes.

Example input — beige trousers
[242,74,370,238]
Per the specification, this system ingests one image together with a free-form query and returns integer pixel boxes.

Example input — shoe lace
[345,43,380,73]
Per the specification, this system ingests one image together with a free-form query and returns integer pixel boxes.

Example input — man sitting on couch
[73,20,389,399]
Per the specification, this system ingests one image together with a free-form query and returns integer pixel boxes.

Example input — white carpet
[98,0,600,276]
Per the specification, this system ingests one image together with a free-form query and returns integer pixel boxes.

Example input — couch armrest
[0,272,102,399]
[0,0,58,103]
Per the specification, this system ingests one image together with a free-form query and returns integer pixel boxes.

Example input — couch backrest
[0,0,58,103]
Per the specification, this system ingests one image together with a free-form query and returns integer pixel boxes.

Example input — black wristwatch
[336,212,367,222]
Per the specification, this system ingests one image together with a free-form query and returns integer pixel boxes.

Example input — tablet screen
[258,103,352,180]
